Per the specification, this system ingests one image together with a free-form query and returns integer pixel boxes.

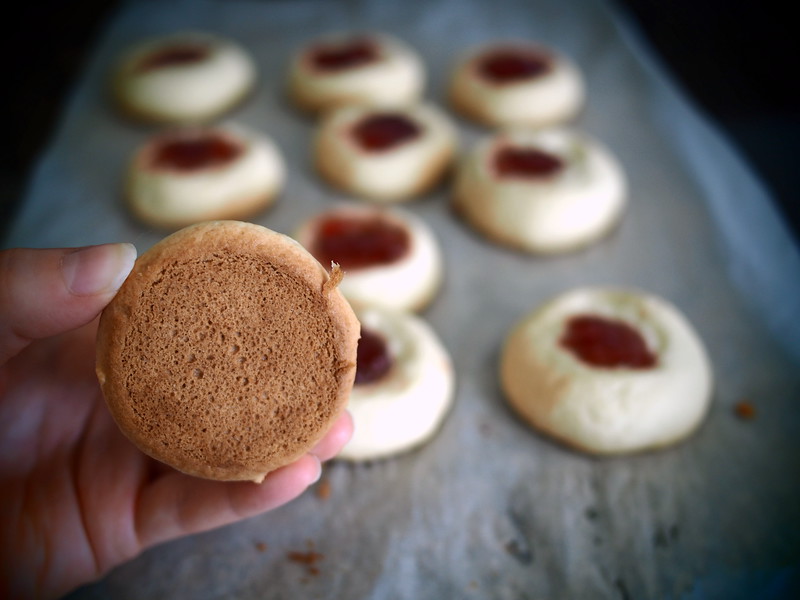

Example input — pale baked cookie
[449,41,584,128]
[112,31,256,123]
[96,221,359,482]
[288,32,424,113]
[126,122,285,229]
[501,287,713,455]
[338,305,454,461]
[296,204,443,312]
[315,103,456,202]
[453,128,627,253]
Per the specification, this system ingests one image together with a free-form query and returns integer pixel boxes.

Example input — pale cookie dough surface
[501,287,713,455]
[454,127,627,253]
[288,32,424,113]
[296,204,443,312]
[127,122,285,229]
[315,103,457,202]
[113,31,256,123]
[449,41,584,128]
[339,305,455,461]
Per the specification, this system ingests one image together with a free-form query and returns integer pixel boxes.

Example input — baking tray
[5,0,799,598]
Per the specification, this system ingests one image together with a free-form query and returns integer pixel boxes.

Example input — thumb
[0,243,137,364]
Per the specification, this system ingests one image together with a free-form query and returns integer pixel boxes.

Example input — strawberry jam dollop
[310,38,379,71]
[311,214,410,270]
[151,133,243,172]
[560,315,657,369]
[137,43,211,73]
[355,327,393,385]
[494,146,564,178]
[477,47,551,84]
[351,114,421,152]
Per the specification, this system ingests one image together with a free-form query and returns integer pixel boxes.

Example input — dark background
[2,0,798,245]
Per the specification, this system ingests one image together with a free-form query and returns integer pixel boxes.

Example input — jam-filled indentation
[351,114,421,152]
[136,43,211,73]
[477,47,551,84]
[355,327,393,385]
[311,214,410,270]
[151,133,243,172]
[560,315,657,369]
[494,146,564,178]
[309,38,379,71]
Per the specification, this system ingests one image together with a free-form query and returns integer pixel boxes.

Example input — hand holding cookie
[0,239,353,599]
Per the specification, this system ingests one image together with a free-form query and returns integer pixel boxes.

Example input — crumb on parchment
[734,400,756,420]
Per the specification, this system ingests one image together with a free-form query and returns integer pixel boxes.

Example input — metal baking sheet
[6,0,800,598]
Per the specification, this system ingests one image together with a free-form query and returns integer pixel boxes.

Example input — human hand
[0,244,353,599]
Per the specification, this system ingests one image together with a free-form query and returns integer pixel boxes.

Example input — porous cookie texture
[112,31,256,124]
[338,305,454,461]
[288,32,424,113]
[315,103,456,202]
[501,287,713,455]
[454,128,627,253]
[96,221,359,482]
[449,41,584,128]
[295,204,443,312]
[126,122,286,229]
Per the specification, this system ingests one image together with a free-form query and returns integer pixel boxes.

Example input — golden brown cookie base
[315,139,452,203]
[125,185,276,231]
[451,196,626,255]
[111,83,254,126]
[96,221,359,481]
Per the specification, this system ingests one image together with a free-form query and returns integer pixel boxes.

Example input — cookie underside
[96,222,358,481]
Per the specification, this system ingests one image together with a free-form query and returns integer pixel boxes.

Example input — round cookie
[500,287,713,455]
[96,221,360,482]
[453,127,627,253]
[288,32,424,113]
[126,122,286,229]
[338,305,454,462]
[315,103,456,202]
[449,41,584,128]
[112,31,256,124]
[296,204,443,312]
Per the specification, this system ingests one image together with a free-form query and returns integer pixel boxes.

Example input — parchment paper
[5,0,800,598]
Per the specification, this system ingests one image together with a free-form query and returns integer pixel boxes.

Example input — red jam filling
[351,114,421,152]
[310,38,378,71]
[151,133,243,172]
[136,43,210,72]
[311,214,410,270]
[477,48,551,84]
[355,327,393,385]
[494,146,564,178]
[560,315,657,369]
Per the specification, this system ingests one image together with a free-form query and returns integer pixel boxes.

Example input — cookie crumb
[316,478,332,500]
[288,540,324,576]
[734,401,756,420]
[254,541,267,553]
[323,263,344,294]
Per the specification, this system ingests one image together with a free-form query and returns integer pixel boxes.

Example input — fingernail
[62,243,137,296]
[309,454,322,485]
